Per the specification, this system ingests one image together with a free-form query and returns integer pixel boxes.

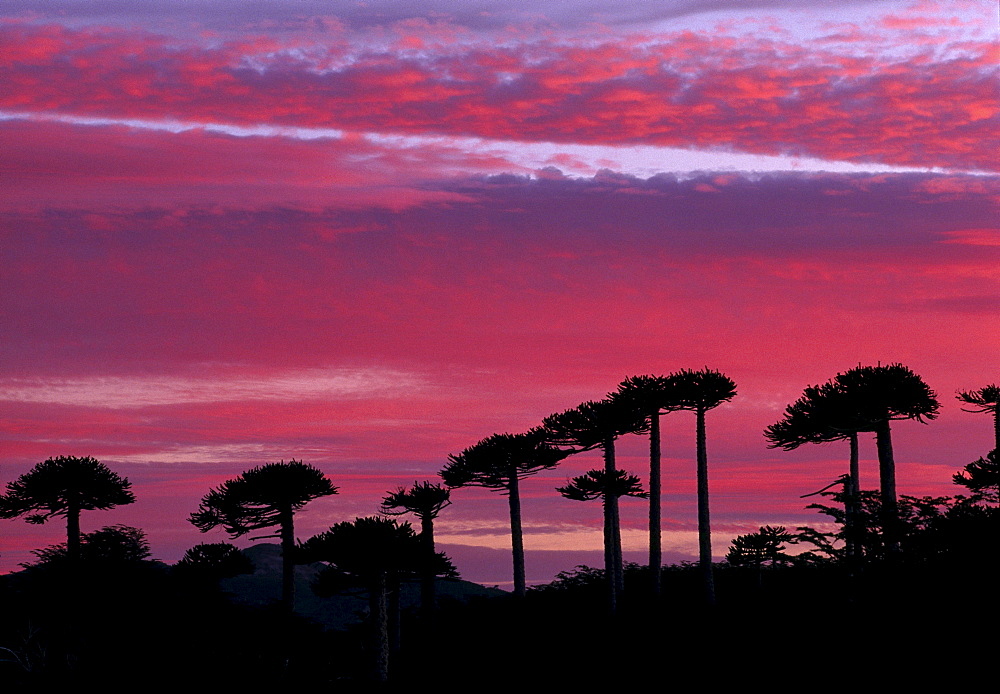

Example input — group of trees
[443,367,737,612]
[1,365,996,682]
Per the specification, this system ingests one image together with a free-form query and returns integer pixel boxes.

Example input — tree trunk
[419,514,436,619]
[507,471,526,598]
[370,570,390,683]
[649,412,662,599]
[66,496,81,564]
[604,436,624,598]
[279,506,295,613]
[603,494,616,616]
[994,410,999,453]
[696,407,716,606]
[845,432,860,564]
[874,421,900,556]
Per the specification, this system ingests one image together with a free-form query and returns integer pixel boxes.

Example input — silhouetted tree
[765,380,866,562]
[189,460,337,612]
[667,368,737,605]
[953,449,999,504]
[380,481,451,620]
[727,525,793,589]
[441,429,568,597]
[543,398,649,599]
[299,517,457,683]
[833,364,939,554]
[0,456,135,563]
[174,542,255,582]
[23,524,150,568]
[956,384,1000,451]
[557,468,647,614]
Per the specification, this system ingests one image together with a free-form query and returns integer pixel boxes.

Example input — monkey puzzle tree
[441,429,568,598]
[380,481,451,616]
[557,468,647,614]
[765,380,867,562]
[667,368,737,606]
[543,398,649,599]
[956,384,1000,451]
[299,517,457,683]
[610,374,682,598]
[188,459,337,612]
[0,456,135,563]
[833,364,939,554]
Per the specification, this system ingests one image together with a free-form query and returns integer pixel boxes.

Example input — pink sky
[1,0,998,586]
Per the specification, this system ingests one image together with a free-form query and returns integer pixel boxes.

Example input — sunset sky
[1,0,998,586]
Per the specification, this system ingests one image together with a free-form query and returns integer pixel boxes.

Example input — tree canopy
[0,455,134,526]
[189,459,338,538]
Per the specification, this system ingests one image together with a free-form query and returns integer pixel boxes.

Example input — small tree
[299,517,457,682]
[727,525,793,589]
[189,459,337,612]
[0,456,135,563]
[23,524,150,568]
[174,542,255,583]
[557,468,647,614]
[380,481,451,618]
[953,449,1000,505]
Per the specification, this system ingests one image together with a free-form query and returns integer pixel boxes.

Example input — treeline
[0,364,997,683]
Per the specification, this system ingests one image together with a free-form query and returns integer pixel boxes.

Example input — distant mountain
[221,543,505,630]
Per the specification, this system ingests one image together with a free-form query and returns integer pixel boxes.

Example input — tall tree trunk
[649,412,662,599]
[419,514,436,620]
[696,407,716,606]
[507,471,526,598]
[603,494,616,616]
[994,410,999,453]
[874,421,900,556]
[845,432,860,564]
[279,506,295,613]
[370,570,390,683]
[604,436,624,597]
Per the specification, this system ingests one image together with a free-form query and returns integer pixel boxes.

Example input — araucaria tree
[765,380,867,562]
[610,375,682,598]
[956,384,1000,451]
[667,368,737,606]
[0,456,135,563]
[557,468,647,614]
[380,481,451,615]
[833,364,939,554]
[299,517,457,683]
[543,398,649,601]
[441,429,569,598]
[189,459,338,612]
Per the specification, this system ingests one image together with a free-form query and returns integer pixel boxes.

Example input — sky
[1,0,998,586]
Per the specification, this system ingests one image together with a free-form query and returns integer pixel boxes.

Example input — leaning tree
[0,455,135,563]
[557,468,647,615]
[543,398,649,600]
[667,368,737,606]
[189,459,338,612]
[441,429,569,598]
[956,384,1000,452]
